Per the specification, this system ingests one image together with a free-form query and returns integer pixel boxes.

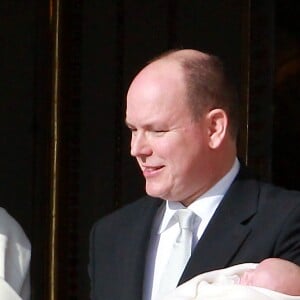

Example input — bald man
[89,49,300,300]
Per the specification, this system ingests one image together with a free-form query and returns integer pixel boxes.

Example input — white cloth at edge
[0,207,31,300]
[162,263,300,300]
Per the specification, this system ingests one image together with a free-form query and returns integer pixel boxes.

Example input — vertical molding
[51,1,82,298]
[239,0,251,165]
[49,0,60,299]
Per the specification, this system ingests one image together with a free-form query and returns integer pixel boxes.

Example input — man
[89,49,300,300]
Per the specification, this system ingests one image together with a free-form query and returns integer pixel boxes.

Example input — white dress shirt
[143,158,240,300]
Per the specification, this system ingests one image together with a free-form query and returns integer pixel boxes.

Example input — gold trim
[49,0,60,299]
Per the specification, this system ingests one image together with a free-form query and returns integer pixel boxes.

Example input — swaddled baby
[163,258,300,300]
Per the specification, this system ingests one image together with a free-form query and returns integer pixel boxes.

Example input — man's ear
[206,109,228,149]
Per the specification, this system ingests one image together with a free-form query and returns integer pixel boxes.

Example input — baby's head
[240,258,300,296]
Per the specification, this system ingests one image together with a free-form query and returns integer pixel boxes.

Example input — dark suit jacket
[89,168,300,300]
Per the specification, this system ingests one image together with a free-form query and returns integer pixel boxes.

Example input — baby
[239,258,300,296]
[162,258,300,300]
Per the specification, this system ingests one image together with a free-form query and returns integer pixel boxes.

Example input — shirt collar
[158,158,240,234]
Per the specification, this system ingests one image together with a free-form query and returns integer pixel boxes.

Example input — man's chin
[145,187,182,202]
[145,185,168,200]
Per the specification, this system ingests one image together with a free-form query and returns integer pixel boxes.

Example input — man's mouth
[142,165,164,177]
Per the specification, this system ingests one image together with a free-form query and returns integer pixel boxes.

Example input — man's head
[149,49,240,138]
[125,49,239,206]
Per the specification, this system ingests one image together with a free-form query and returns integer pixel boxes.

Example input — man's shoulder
[258,180,300,198]
[91,195,162,231]
[235,165,300,204]
[241,174,300,204]
[255,181,300,216]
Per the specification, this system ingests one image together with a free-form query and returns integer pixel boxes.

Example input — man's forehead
[127,59,184,97]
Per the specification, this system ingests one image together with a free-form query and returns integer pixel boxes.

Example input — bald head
[135,49,240,139]
[148,48,209,63]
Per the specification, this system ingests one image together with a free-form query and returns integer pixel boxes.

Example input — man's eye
[128,128,138,136]
[128,127,137,132]
[152,130,168,136]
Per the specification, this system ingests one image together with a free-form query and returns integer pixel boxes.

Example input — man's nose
[130,132,152,157]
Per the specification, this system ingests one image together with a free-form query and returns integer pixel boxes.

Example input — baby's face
[239,261,300,296]
[239,268,274,290]
[239,269,256,286]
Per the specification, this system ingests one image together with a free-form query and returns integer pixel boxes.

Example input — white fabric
[162,263,300,300]
[143,158,240,300]
[0,280,21,300]
[156,210,196,299]
[0,208,31,300]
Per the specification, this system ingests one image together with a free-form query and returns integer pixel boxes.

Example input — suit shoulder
[237,165,300,205]
[91,195,162,232]
[258,181,300,205]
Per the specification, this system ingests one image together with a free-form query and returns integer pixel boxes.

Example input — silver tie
[156,209,195,299]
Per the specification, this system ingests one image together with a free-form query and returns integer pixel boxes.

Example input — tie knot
[176,209,195,230]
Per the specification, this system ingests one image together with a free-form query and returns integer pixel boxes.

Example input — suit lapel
[118,197,162,300]
[180,170,260,284]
